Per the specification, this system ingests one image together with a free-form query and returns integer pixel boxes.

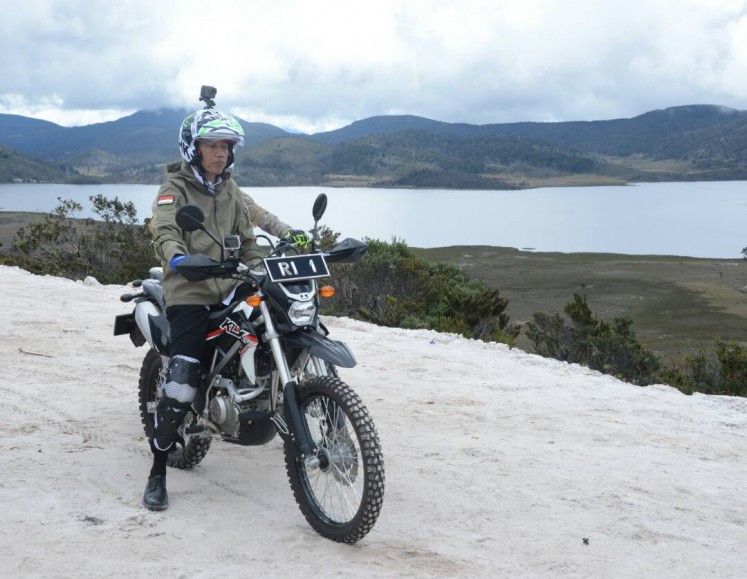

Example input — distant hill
[238,136,331,186]
[308,105,747,156]
[0,144,84,184]
[481,105,747,156]
[652,113,747,168]
[309,115,454,145]
[230,127,635,189]
[0,108,292,157]
[0,114,66,141]
[2,104,747,188]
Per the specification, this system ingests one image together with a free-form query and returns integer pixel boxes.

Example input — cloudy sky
[2,0,747,132]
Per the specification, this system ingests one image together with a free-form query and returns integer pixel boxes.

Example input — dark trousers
[150,304,210,471]
[166,305,211,362]
[166,283,256,363]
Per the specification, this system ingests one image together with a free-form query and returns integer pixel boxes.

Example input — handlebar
[255,233,303,257]
[177,237,367,283]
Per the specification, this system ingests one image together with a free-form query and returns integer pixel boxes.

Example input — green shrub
[9,195,155,284]
[526,293,662,385]
[717,340,747,396]
[527,293,747,397]
[662,339,747,397]
[323,238,520,345]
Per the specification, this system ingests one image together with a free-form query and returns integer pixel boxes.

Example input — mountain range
[2,104,747,188]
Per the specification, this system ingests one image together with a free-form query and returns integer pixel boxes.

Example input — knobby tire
[284,375,385,543]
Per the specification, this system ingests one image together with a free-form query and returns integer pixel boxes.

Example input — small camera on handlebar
[223,234,241,268]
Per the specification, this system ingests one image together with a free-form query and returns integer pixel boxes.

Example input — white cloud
[2,0,747,131]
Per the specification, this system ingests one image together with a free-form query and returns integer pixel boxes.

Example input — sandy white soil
[0,265,745,578]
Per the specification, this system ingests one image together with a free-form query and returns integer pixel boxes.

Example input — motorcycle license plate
[264,254,330,283]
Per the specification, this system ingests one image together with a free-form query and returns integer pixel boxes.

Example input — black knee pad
[166,356,202,389]
[151,396,192,452]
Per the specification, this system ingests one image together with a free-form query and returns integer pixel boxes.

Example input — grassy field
[0,212,48,250]
[414,246,747,361]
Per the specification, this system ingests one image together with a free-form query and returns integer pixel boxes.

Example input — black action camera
[200,85,217,108]
[224,234,241,266]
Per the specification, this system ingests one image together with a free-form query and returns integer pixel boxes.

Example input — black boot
[143,474,169,511]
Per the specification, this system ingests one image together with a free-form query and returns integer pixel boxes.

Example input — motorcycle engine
[207,376,269,438]
[208,395,240,437]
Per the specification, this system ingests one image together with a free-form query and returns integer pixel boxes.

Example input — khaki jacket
[150,162,262,306]
[242,191,292,238]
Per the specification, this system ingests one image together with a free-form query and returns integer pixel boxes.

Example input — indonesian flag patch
[157,195,175,206]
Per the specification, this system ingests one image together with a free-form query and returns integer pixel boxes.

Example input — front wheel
[284,376,385,543]
[137,348,211,469]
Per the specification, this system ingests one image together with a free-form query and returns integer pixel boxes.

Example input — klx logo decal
[220,319,257,345]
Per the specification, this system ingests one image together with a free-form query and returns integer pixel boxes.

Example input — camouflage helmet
[179,108,245,170]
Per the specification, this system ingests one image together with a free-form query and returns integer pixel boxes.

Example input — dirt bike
[113,193,384,543]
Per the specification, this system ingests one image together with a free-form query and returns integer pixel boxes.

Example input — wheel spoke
[283,375,384,543]
[300,393,365,523]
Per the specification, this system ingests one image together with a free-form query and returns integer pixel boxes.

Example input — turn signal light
[245,295,262,307]
[319,285,335,298]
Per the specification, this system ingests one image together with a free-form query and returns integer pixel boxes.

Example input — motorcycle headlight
[288,301,316,326]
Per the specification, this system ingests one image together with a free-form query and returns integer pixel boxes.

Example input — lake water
[0,181,745,259]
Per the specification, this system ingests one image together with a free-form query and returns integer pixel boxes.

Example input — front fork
[258,299,321,467]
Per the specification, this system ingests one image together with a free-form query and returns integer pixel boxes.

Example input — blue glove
[169,254,188,272]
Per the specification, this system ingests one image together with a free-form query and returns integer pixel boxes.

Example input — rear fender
[147,313,171,356]
[134,301,171,355]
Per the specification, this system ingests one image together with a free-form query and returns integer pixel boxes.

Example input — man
[143,105,262,510]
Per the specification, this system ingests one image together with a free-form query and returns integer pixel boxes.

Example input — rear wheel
[284,375,385,543]
[138,348,211,469]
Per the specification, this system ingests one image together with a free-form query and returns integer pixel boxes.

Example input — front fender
[283,330,357,368]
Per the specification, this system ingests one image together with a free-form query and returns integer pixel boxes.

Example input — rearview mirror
[176,204,206,232]
[312,193,328,222]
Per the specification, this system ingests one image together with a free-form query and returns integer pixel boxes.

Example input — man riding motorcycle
[143,105,263,510]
